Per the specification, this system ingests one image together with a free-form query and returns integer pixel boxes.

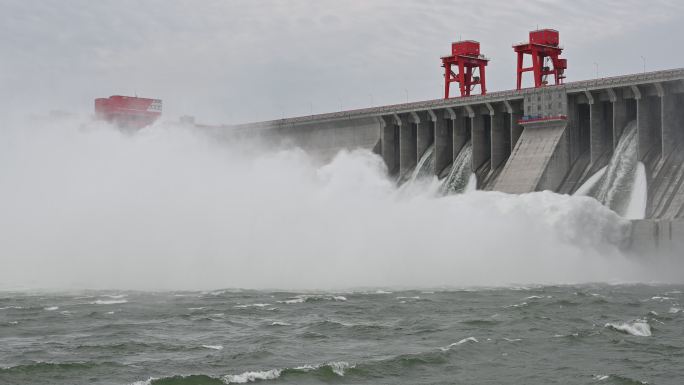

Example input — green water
[1,285,683,384]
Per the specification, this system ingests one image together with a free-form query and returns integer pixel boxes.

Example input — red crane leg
[516,51,523,90]
[444,63,451,99]
[479,63,487,95]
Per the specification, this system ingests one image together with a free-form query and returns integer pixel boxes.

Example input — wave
[277,298,305,304]
[234,303,271,309]
[43,306,59,311]
[308,319,386,333]
[202,345,223,350]
[225,370,281,384]
[2,361,123,375]
[592,374,648,384]
[439,337,478,351]
[269,321,291,326]
[92,299,128,305]
[224,361,354,383]
[103,294,127,299]
[277,295,347,304]
[141,375,224,385]
[604,320,652,337]
[648,296,674,302]
[134,340,485,385]
[460,319,500,326]
[504,301,528,308]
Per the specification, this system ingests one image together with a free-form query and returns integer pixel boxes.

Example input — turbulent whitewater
[3,115,677,290]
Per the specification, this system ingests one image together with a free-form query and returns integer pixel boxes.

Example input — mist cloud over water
[0,117,679,290]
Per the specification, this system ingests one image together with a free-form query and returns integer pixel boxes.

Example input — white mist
[0,116,676,290]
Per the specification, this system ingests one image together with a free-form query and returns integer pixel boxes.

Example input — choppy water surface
[1,285,683,385]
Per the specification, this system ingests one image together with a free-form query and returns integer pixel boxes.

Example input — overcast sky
[1,0,683,125]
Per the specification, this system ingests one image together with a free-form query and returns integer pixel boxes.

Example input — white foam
[270,321,291,326]
[328,361,353,376]
[0,306,23,310]
[2,116,658,291]
[279,295,346,304]
[294,361,354,376]
[669,307,682,314]
[605,320,651,337]
[202,345,223,350]
[93,299,128,305]
[129,378,156,385]
[593,374,610,381]
[396,296,420,300]
[224,369,282,383]
[103,294,127,299]
[234,303,270,308]
[278,298,305,304]
[44,306,59,311]
[503,338,522,342]
[505,302,528,308]
[375,290,392,294]
[441,337,478,351]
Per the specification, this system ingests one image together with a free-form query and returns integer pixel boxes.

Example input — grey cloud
[1,0,682,124]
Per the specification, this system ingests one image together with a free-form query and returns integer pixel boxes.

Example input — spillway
[440,142,475,195]
[576,121,647,219]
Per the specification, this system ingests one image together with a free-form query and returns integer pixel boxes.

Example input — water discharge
[440,141,476,195]
[406,144,435,184]
[0,116,679,291]
[576,121,647,219]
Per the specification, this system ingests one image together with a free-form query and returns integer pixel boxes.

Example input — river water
[1,285,683,385]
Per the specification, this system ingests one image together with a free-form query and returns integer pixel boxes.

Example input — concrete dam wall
[225,68,684,252]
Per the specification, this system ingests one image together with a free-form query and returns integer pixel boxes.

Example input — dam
[219,67,684,254]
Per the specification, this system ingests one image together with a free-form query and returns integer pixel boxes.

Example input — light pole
[404,88,409,103]
[640,56,646,73]
[594,62,599,78]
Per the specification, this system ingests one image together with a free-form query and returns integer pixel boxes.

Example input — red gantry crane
[441,40,489,99]
[94,95,162,129]
[513,29,567,90]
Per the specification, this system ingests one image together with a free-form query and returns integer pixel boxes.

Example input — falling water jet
[440,142,476,195]
[406,144,435,184]
[575,121,647,219]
